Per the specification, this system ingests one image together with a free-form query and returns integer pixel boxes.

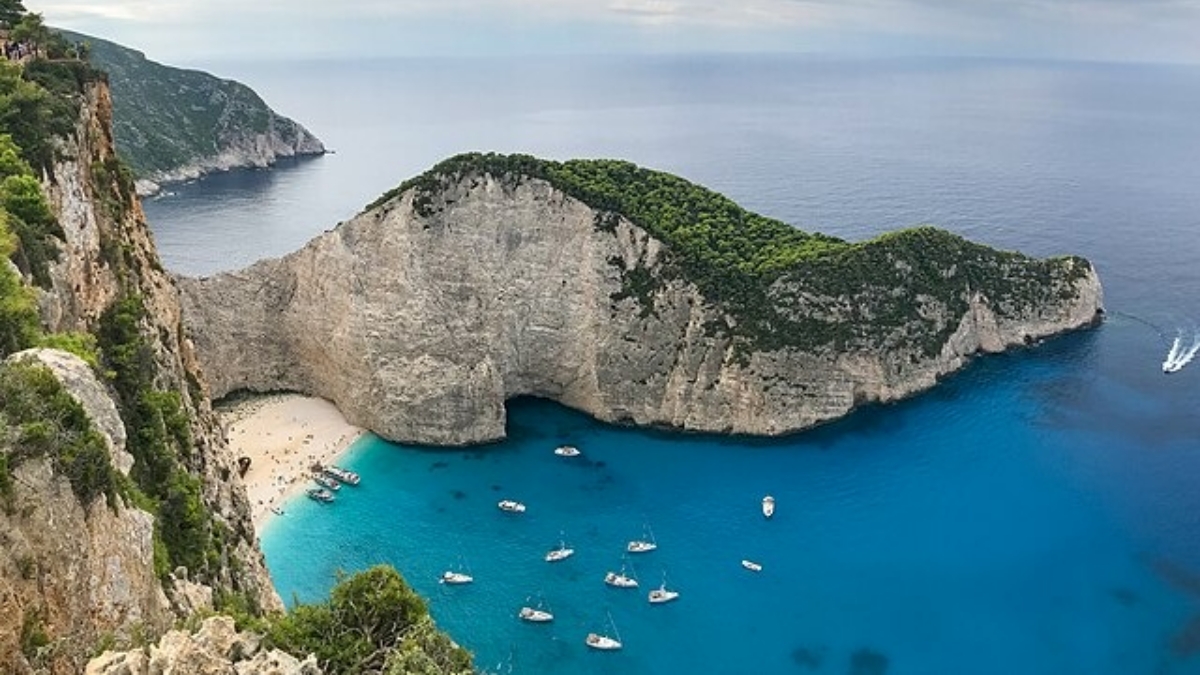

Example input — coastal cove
[258,346,1195,673]
[146,56,1200,673]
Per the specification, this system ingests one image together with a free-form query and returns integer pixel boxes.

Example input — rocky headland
[179,153,1103,447]
[60,31,326,196]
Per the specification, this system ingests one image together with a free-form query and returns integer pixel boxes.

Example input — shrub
[269,565,471,675]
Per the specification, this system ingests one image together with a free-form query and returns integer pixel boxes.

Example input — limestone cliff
[39,78,279,613]
[0,71,281,673]
[0,350,173,674]
[178,157,1103,446]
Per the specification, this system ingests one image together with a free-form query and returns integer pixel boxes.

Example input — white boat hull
[604,572,638,588]
[586,634,622,650]
[626,541,657,553]
[762,495,775,518]
[519,607,553,622]
[545,548,575,562]
[649,589,680,604]
[554,446,581,457]
[440,572,473,584]
[497,500,526,513]
[741,559,763,572]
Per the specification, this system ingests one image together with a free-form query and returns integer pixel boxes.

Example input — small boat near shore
[554,445,581,457]
[324,465,361,486]
[498,500,526,513]
[312,474,340,491]
[306,487,335,503]
[741,559,763,572]
[762,495,775,519]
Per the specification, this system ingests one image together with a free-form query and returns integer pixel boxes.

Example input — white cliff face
[178,174,1103,446]
[0,350,173,674]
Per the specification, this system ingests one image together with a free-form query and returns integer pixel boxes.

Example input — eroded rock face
[85,616,321,675]
[0,350,173,674]
[39,81,280,616]
[178,173,1103,446]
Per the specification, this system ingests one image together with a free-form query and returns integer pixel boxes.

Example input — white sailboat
[518,595,554,622]
[626,523,658,554]
[545,535,575,562]
[648,571,680,604]
[585,611,623,651]
[604,558,639,588]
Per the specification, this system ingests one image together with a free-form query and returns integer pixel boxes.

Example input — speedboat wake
[1163,331,1200,374]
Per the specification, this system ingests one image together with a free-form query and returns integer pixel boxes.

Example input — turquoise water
[261,333,1199,674]
[144,56,1200,673]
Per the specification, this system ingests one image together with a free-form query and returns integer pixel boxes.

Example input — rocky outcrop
[59,30,325,197]
[0,350,173,675]
[178,169,1103,446]
[86,616,320,675]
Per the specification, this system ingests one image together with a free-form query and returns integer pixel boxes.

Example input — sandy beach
[219,394,365,528]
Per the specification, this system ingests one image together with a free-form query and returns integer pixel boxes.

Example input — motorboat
[519,606,554,622]
[762,495,775,519]
[741,559,763,572]
[545,541,575,562]
[306,488,334,503]
[1164,361,1183,374]
[585,612,623,651]
[440,570,473,585]
[498,500,527,513]
[554,445,581,457]
[320,465,360,486]
[626,524,658,553]
[312,474,340,491]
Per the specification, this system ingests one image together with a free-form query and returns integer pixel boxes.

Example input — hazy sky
[30,0,1200,65]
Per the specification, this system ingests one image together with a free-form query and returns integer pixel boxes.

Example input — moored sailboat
[585,611,623,651]
[626,523,658,553]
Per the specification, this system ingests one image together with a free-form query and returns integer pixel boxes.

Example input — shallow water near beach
[147,55,1200,673]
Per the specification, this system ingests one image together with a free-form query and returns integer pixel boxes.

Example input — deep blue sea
[144,56,1200,674]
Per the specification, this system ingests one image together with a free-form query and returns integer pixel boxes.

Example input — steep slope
[179,153,1103,446]
[0,58,281,672]
[1,46,467,674]
[60,30,325,195]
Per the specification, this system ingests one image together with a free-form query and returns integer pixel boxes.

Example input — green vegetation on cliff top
[376,152,1093,355]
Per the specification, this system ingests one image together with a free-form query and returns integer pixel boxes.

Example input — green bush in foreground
[268,565,472,675]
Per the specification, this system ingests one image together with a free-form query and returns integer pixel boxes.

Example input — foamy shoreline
[218,393,365,529]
